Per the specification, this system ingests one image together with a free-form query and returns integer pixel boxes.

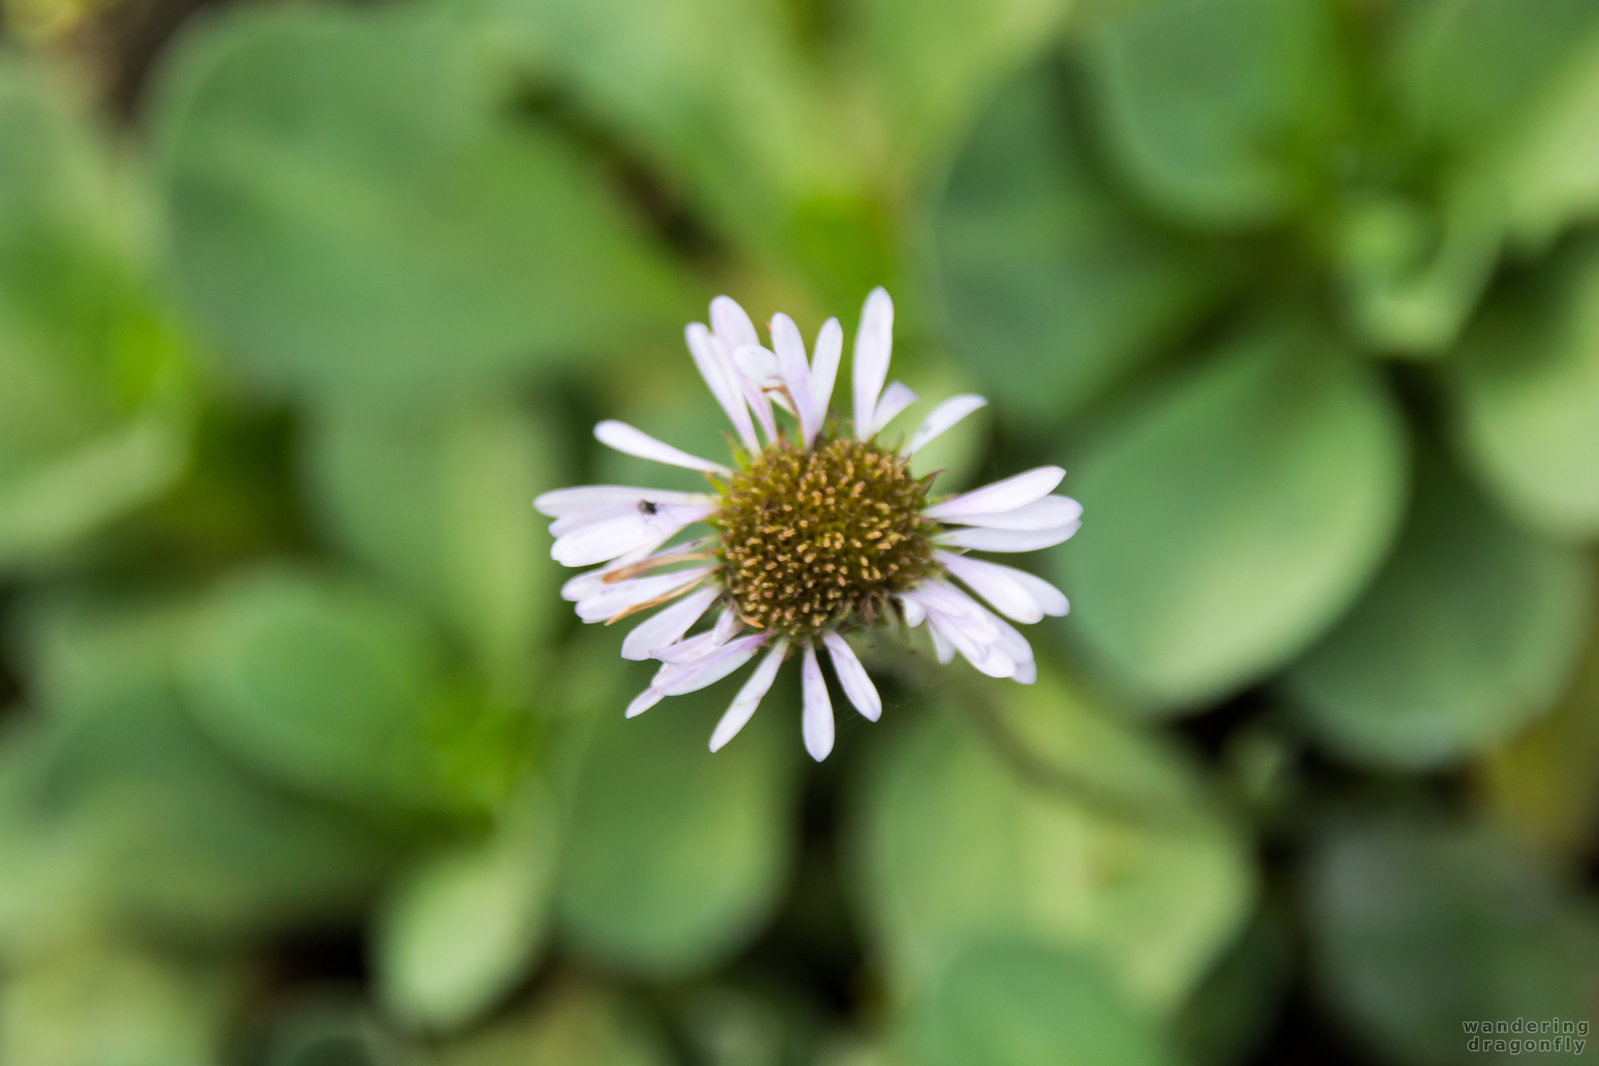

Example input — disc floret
[714,435,937,637]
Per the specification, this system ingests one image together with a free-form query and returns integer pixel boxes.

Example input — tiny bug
[637,500,659,516]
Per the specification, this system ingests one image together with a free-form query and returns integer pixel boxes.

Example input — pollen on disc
[713,436,936,638]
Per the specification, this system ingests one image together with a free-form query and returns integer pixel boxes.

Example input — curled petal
[923,466,1065,520]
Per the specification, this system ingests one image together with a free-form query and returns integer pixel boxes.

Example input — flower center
[714,436,936,638]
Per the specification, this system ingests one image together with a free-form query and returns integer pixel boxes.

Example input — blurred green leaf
[554,656,800,978]
[184,566,493,817]
[1446,239,1599,538]
[1285,449,1591,769]
[1060,322,1407,709]
[1,594,401,942]
[0,943,238,1066]
[374,783,558,1033]
[1173,907,1291,1066]
[151,3,690,403]
[257,999,408,1066]
[931,62,1233,424]
[463,0,881,298]
[909,939,1179,1066]
[1481,595,1599,856]
[438,980,673,1066]
[1306,815,1599,1066]
[302,399,560,700]
[851,670,1252,1013]
[0,57,189,567]
[1389,0,1599,249]
[851,0,1077,166]
[1080,0,1351,227]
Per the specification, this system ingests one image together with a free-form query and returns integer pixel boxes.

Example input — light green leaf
[1390,0,1599,248]
[851,670,1252,1013]
[1285,450,1590,769]
[1060,322,1407,709]
[151,4,690,404]
[1306,816,1599,1066]
[1446,240,1599,538]
[554,651,800,977]
[932,62,1233,424]
[0,57,190,568]
[910,939,1179,1066]
[850,0,1077,166]
[302,399,561,700]
[438,981,673,1066]
[374,784,559,1033]
[183,566,481,816]
[0,943,239,1066]
[1080,0,1351,226]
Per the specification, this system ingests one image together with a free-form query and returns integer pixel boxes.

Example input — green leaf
[0,57,189,567]
[553,645,800,977]
[0,943,239,1066]
[1446,240,1599,538]
[374,784,558,1033]
[932,62,1233,424]
[2,595,401,943]
[1060,322,1407,709]
[468,0,879,299]
[1306,815,1599,1066]
[438,982,673,1066]
[1080,0,1351,227]
[184,566,484,817]
[151,4,690,404]
[1285,449,1591,769]
[1389,0,1599,248]
[850,0,1077,166]
[910,939,1179,1066]
[851,671,1252,1013]
[302,399,561,700]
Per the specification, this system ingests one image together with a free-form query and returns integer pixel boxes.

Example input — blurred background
[2,0,1598,1063]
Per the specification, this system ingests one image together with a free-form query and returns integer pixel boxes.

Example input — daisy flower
[535,289,1080,761]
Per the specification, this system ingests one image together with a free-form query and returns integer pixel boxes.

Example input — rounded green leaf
[932,63,1230,424]
[1080,0,1350,227]
[437,982,673,1066]
[911,939,1179,1066]
[851,671,1252,1013]
[302,399,560,699]
[1060,323,1407,709]
[553,652,800,978]
[151,4,689,403]
[1447,240,1599,538]
[375,786,558,1033]
[1306,816,1599,1066]
[1285,450,1591,769]
[184,567,471,816]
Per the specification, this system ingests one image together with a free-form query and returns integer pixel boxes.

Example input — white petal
[625,686,665,718]
[650,608,740,662]
[853,287,893,437]
[937,551,1067,618]
[552,516,670,568]
[923,466,1065,520]
[928,625,955,664]
[935,522,1081,552]
[659,634,766,695]
[928,612,1015,678]
[942,495,1084,531]
[905,395,987,456]
[899,594,926,627]
[560,536,712,600]
[869,382,918,436]
[686,323,758,451]
[823,632,880,722]
[810,317,842,418]
[709,639,789,752]
[573,566,714,622]
[935,550,1044,624]
[771,313,820,446]
[621,587,719,660]
[534,484,713,518]
[594,421,729,475]
[800,645,835,761]
[906,581,1000,643]
[549,499,711,537]
[711,295,760,351]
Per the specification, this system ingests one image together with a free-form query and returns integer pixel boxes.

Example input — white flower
[535,289,1080,761]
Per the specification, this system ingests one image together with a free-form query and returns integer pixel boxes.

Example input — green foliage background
[1,0,1598,1063]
